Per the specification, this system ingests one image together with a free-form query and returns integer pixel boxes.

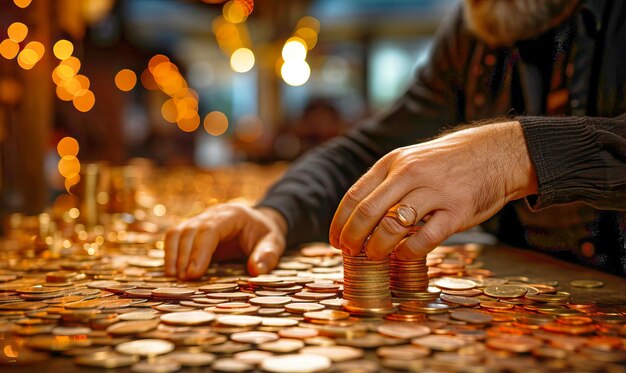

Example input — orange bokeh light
[57,137,79,157]
[203,111,229,136]
[72,90,95,112]
[58,156,80,177]
[148,54,170,74]
[114,69,137,92]
[53,39,74,60]
[7,22,28,43]
[0,39,19,59]
[161,99,178,123]
[17,49,38,69]
[25,41,45,59]
[177,113,201,132]
[60,57,81,74]
[13,0,32,8]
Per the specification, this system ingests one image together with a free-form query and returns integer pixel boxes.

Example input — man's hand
[164,204,287,280]
[329,121,537,260]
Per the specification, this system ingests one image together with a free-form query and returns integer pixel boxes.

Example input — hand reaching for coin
[164,204,287,279]
[329,121,538,261]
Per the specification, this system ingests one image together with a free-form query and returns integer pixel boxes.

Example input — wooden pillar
[1,0,54,215]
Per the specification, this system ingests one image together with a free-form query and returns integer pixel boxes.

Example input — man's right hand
[164,204,287,280]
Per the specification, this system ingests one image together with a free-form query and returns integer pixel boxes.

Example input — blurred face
[464,0,580,46]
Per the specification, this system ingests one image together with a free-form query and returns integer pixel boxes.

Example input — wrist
[499,121,538,199]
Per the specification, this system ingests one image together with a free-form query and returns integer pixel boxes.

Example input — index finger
[329,158,389,250]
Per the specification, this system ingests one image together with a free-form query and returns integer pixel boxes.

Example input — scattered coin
[115,339,175,356]
[260,354,332,373]
[570,279,604,288]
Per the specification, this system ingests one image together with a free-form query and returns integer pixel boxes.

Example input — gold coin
[570,279,604,288]
[115,339,175,356]
[433,278,477,290]
[483,285,528,298]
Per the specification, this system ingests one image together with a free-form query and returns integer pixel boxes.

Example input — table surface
[2,244,625,372]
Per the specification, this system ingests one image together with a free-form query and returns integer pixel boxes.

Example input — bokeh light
[58,156,80,177]
[57,137,79,157]
[204,111,229,136]
[296,16,320,33]
[223,1,248,23]
[114,69,137,92]
[17,49,38,70]
[53,40,74,60]
[7,22,28,43]
[177,113,201,132]
[72,89,95,112]
[161,99,177,123]
[281,59,311,86]
[13,0,32,8]
[25,41,45,60]
[282,37,307,61]
[230,47,255,73]
[60,57,81,75]
[295,27,318,50]
[0,39,19,59]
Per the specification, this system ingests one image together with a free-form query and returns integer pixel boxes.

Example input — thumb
[247,232,285,275]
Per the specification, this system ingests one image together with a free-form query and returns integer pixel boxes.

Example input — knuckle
[378,216,407,236]
[344,186,362,206]
[355,199,379,220]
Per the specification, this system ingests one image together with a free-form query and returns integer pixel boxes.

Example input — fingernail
[186,262,197,277]
[256,260,268,274]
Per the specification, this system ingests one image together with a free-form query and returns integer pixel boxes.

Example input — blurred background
[0,0,459,219]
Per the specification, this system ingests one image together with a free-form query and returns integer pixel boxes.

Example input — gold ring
[385,204,419,228]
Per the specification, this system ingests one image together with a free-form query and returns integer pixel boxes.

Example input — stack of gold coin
[341,252,394,315]
[389,254,429,299]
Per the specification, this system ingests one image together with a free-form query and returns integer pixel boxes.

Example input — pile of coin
[390,253,428,298]
[341,252,395,316]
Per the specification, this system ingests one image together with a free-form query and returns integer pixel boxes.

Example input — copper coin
[411,335,468,351]
[131,360,181,373]
[300,345,364,362]
[440,294,481,306]
[249,296,292,307]
[304,309,350,321]
[261,317,299,327]
[377,322,431,339]
[212,358,254,372]
[278,327,319,339]
[285,302,325,313]
[259,338,305,353]
[160,310,215,325]
[199,283,239,293]
[570,279,604,288]
[486,336,542,353]
[151,287,196,298]
[233,350,274,365]
[450,309,493,324]
[107,319,160,336]
[377,345,431,360]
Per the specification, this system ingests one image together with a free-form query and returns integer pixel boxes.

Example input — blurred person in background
[165,0,625,279]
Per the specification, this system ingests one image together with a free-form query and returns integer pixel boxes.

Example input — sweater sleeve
[257,5,472,247]
[519,114,626,211]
